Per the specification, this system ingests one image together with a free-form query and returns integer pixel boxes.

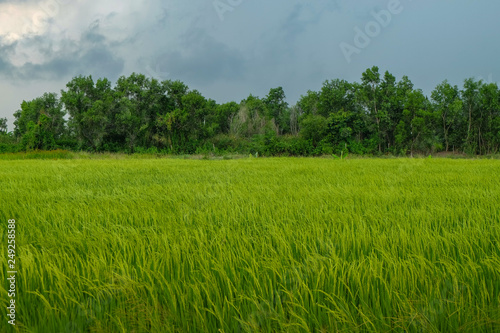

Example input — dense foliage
[1,158,499,332]
[2,67,500,155]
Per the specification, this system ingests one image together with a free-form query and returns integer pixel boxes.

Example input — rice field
[1,157,499,332]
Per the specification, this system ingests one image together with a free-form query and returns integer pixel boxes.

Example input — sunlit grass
[0,158,499,332]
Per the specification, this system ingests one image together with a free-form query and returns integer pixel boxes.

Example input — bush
[0,143,19,153]
[135,146,159,155]
[56,138,79,151]
[210,134,251,154]
[0,149,74,160]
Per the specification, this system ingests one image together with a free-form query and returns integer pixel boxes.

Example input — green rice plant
[0,158,499,332]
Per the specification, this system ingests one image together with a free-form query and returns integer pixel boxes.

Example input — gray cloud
[151,28,246,85]
[0,22,124,81]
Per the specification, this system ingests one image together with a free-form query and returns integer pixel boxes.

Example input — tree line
[1,66,499,156]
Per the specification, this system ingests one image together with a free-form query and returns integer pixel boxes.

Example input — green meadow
[1,157,499,332]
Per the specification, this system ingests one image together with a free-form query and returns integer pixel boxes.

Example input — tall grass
[0,158,499,332]
[0,150,74,160]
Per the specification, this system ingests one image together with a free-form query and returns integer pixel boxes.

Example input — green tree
[479,82,500,154]
[215,102,240,134]
[299,114,327,147]
[154,80,189,151]
[396,90,434,156]
[298,90,320,116]
[157,88,211,153]
[0,118,7,134]
[359,66,383,152]
[164,80,189,110]
[21,114,57,150]
[0,119,16,153]
[13,93,65,150]
[461,78,482,153]
[265,87,289,134]
[326,108,368,154]
[318,79,357,117]
[14,93,65,140]
[182,90,210,142]
[61,76,114,151]
[378,71,399,151]
[288,104,302,136]
[230,95,269,137]
[114,73,166,152]
[431,80,463,152]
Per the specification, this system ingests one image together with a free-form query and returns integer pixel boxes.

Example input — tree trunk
[442,114,449,152]
[467,105,472,147]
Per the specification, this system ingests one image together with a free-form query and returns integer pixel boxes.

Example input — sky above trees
[0,0,499,128]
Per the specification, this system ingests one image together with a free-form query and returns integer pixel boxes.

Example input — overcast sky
[0,0,499,129]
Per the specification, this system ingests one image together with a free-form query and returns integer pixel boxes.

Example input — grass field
[1,157,499,332]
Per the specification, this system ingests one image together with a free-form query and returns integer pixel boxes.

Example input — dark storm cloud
[0,24,124,81]
[0,57,14,74]
[281,4,318,43]
[260,2,339,60]
[153,29,246,85]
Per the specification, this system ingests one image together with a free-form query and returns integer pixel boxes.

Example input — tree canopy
[3,68,499,156]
